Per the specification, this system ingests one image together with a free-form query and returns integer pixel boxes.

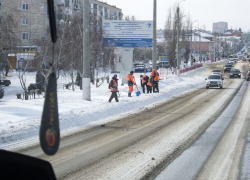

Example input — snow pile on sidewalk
[0,64,212,150]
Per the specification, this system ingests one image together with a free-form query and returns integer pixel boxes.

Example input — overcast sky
[105,0,250,32]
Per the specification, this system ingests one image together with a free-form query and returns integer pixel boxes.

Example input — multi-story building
[213,22,228,34]
[0,0,48,52]
[0,0,122,70]
[89,0,122,20]
[0,0,122,51]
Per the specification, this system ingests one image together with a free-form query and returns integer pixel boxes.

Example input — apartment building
[89,0,122,20]
[213,22,228,34]
[0,0,122,51]
[0,0,48,52]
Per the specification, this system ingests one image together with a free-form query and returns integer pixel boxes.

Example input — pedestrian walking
[140,75,149,94]
[127,71,136,97]
[151,69,159,93]
[108,74,119,102]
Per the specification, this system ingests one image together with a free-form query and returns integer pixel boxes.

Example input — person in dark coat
[108,74,119,102]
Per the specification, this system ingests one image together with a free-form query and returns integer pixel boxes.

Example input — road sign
[206,51,210,55]
[193,50,196,54]
[103,20,153,47]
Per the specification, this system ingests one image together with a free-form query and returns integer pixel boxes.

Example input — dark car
[224,64,233,72]
[230,69,241,78]
[0,75,11,86]
[246,71,250,81]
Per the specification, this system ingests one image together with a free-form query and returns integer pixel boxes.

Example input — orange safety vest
[110,79,118,92]
[127,74,135,86]
[154,72,159,81]
[141,75,147,84]
[147,76,153,87]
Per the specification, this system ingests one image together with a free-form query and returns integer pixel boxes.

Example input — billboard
[159,56,169,62]
[103,20,153,48]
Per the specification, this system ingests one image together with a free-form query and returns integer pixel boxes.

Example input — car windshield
[213,70,221,72]
[225,65,232,67]
[208,75,221,79]
[231,69,240,72]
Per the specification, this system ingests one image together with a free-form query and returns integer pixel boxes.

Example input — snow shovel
[135,85,141,96]
[133,77,141,96]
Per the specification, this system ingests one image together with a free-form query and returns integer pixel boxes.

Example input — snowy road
[12,61,250,179]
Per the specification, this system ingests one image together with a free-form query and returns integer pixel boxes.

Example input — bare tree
[164,5,191,68]
[0,11,20,75]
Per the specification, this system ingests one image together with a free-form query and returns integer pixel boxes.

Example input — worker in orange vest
[127,71,136,97]
[151,69,159,93]
[147,75,153,93]
[140,75,149,94]
[108,74,119,102]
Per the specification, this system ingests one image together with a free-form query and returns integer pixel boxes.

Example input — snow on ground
[0,60,226,150]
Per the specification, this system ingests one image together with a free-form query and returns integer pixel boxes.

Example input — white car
[228,59,236,64]
[212,69,222,75]
[205,74,224,89]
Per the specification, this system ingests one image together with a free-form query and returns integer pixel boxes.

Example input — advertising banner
[103,20,153,47]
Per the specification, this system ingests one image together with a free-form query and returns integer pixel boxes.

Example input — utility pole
[82,0,91,101]
[199,29,201,63]
[190,24,192,64]
[177,6,180,76]
[188,20,196,64]
[152,0,157,70]
[144,47,146,75]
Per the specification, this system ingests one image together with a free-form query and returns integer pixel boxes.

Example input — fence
[159,63,203,76]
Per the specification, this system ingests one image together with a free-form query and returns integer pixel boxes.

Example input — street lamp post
[152,0,157,70]
[187,20,197,64]
[196,25,205,63]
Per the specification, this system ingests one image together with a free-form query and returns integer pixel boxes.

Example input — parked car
[133,64,151,72]
[156,61,169,69]
[242,57,246,61]
[0,75,11,86]
[224,64,233,72]
[246,71,250,81]
[205,74,224,89]
[230,69,241,78]
[212,69,222,76]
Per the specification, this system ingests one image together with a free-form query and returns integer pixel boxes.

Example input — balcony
[57,0,65,6]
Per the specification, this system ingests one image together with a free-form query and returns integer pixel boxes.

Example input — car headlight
[239,74,241,75]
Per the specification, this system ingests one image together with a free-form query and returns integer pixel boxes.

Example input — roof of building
[199,32,214,38]
[192,35,211,42]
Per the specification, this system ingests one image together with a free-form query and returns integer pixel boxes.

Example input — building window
[22,18,28,25]
[22,4,28,10]
[65,0,69,7]
[0,18,1,24]
[22,33,29,41]
[0,3,2,10]
[93,4,97,15]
